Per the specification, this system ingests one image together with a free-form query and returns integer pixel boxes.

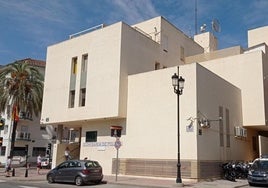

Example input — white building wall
[199,51,266,126]
[79,119,126,175]
[248,26,268,47]
[196,64,247,161]
[42,23,123,124]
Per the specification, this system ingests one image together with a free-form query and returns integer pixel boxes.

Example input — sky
[0,0,268,65]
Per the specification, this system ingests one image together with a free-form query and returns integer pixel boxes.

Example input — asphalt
[0,167,249,188]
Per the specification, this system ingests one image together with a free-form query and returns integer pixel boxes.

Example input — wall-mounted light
[198,117,222,128]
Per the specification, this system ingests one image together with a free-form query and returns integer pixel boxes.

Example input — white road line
[0,180,7,182]
[18,186,39,188]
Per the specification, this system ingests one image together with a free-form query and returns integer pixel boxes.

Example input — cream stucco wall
[124,66,197,160]
[42,17,204,125]
[248,26,268,47]
[196,64,248,161]
[133,16,204,65]
[194,32,218,52]
[79,119,126,175]
[198,51,266,127]
[42,22,123,124]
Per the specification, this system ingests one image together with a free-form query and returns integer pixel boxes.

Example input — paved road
[0,179,151,188]
[0,167,252,188]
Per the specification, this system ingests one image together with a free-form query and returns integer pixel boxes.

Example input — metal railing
[16,132,31,140]
[69,24,105,39]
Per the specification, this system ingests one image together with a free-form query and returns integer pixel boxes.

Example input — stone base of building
[112,158,223,180]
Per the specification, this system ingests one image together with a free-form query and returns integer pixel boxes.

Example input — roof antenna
[195,0,198,35]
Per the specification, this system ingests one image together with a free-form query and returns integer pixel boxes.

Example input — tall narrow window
[81,54,88,72]
[162,35,168,52]
[72,57,78,75]
[219,106,224,147]
[226,109,230,147]
[79,88,86,107]
[180,46,185,62]
[69,90,75,108]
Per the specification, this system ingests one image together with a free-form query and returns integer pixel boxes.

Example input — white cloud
[111,0,159,24]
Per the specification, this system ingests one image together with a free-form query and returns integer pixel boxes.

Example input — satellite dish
[211,18,221,32]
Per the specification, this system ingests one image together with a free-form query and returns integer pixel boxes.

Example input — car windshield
[85,161,100,168]
[252,160,268,171]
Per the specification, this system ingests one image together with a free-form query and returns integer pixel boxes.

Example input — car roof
[63,159,98,163]
[254,157,268,162]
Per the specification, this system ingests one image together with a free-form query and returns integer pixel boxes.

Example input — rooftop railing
[69,24,105,39]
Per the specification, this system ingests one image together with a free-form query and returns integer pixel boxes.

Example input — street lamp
[171,69,185,184]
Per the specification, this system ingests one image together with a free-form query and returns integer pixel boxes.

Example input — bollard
[12,168,15,176]
[25,168,28,177]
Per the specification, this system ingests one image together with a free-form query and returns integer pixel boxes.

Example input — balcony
[16,131,31,141]
[19,111,33,121]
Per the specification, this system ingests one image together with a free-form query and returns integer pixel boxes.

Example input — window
[69,90,75,108]
[155,62,161,70]
[40,126,46,131]
[79,88,86,107]
[226,109,230,147]
[0,146,6,156]
[14,147,29,156]
[219,106,224,147]
[81,54,88,72]
[180,46,185,62]
[72,57,78,75]
[32,147,46,157]
[86,131,97,142]
[162,35,168,52]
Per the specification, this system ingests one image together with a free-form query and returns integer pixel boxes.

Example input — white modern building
[41,17,268,180]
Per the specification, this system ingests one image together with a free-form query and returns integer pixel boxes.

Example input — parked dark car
[46,160,103,186]
[248,156,268,186]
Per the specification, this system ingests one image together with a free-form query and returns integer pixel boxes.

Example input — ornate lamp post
[171,68,185,184]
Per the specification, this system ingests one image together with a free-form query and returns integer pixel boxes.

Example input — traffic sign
[114,138,121,149]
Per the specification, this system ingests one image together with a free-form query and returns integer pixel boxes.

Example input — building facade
[41,16,268,180]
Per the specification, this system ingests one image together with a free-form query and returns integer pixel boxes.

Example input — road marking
[0,180,7,182]
[19,186,39,188]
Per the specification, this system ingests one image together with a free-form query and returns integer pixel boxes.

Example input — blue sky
[0,0,268,65]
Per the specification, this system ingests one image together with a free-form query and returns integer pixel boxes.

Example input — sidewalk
[0,167,249,188]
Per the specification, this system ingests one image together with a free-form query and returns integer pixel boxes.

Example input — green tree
[0,60,44,156]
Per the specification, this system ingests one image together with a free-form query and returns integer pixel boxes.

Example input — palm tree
[0,60,44,156]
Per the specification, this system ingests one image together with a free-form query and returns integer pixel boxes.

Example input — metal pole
[176,66,182,184]
[115,148,119,181]
[176,91,182,183]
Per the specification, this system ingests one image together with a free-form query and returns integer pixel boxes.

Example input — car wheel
[248,182,255,186]
[94,179,103,184]
[75,176,84,186]
[47,174,54,183]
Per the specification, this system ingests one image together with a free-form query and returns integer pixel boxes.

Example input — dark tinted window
[58,162,69,169]
[86,131,97,142]
[252,160,268,170]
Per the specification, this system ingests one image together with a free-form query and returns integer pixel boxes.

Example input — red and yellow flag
[12,106,19,122]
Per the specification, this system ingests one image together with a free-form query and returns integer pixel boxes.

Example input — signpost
[114,137,121,181]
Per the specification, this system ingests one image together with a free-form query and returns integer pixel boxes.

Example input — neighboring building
[41,16,268,180]
[0,58,56,165]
